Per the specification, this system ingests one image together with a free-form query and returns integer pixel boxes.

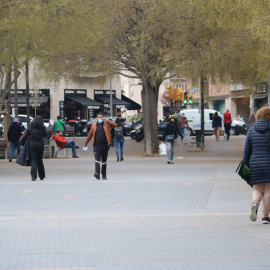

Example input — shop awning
[66,96,103,109]
[11,96,49,107]
[121,95,141,110]
[95,96,130,108]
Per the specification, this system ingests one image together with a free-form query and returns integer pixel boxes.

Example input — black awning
[121,95,141,110]
[95,96,130,107]
[11,96,49,107]
[66,96,103,109]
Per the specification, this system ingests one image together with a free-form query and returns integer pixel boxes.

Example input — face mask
[98,119,103,124]
[60,133,63,135]
[170,121,175,125]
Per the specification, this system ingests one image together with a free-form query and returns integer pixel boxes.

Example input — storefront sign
[94,90,116,95]
[87,106,100,109]
[59,101,65,119]
[64,89,86,96]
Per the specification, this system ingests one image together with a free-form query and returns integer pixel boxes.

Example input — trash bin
[195,130,202,143]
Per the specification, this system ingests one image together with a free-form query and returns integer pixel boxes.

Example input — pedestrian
[248,113,255,128]
[53,116,66,134]
[212,112,222,141]
[109,117,115,147]
[243,107,270,224]
[114,118,125,161]
[21,115,46,181]
[52,129,79,158]
[83,112,117,180]
[222,109,233,141]
[178,113,189,144]
[162,117,184,164]
[8,117,23,162]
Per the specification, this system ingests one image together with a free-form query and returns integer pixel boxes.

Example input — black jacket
[23,115,46,146]
[212,116,222,128]
[163,123,184,141]
[243,119,270,184]
[8,122,22,143]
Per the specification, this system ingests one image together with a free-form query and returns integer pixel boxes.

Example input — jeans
[114,137,124,158]
[180,128,187,141]
[9,142,21,159]
[94,144,110,176]
[64,140,77,156]
[224,123,231,140]
[253,183,270,217]
[166,139,177,161]
[29,143,45,180]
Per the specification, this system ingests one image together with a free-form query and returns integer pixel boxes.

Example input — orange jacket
[52,134,68,148]
[83,119,117,147]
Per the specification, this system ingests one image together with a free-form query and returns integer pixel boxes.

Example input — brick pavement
[0,135,269,270]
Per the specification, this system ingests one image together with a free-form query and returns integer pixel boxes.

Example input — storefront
[94,90,130,116]
[11,89,50,120]
[64,89,103,121]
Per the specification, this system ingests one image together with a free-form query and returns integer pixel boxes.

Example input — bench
[46,126,75,139]
[0,139,8,159]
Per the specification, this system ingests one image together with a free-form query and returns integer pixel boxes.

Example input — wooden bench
[0,139,8,159]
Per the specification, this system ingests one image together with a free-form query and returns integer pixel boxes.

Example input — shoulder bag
[236,160,251,187]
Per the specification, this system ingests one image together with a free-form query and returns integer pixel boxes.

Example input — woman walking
[22,115,46,181]
[163,117,184,164]
[114,118,125,161]
[243,107,270,224]
[212,112,222,141]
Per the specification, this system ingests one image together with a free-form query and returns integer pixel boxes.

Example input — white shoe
[250,203,258,221]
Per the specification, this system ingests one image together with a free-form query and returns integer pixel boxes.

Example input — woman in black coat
[243,107,270,224]
[24,115,46,181]
[162,117,184,164]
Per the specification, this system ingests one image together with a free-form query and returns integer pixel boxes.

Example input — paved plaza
[0,135,269,270]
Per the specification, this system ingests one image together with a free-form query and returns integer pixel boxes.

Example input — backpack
[114,126,123,138]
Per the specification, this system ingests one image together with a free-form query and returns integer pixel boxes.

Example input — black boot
[120,156,124,161]
[117,157,119,162]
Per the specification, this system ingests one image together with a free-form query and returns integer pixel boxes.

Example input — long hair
[115,117,122,127]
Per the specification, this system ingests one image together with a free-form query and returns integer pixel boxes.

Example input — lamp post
[25,61,30,127]
[110,76,113,117]
[14,58,18,117]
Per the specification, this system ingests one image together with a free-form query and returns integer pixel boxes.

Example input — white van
[179,109,219,136]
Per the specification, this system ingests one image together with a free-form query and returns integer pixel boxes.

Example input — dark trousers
[224,123,231,140]
[29,144,45,180]
[94,144,110,176]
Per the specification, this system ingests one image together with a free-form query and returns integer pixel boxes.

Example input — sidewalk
[0,135,269,270]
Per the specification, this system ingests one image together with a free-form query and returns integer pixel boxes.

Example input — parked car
[230,118,247,135]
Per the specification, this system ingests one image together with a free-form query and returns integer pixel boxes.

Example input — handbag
[159,143,167,155]
[165,135,174,142]
[236,160,252,187]
[16,139,31,166]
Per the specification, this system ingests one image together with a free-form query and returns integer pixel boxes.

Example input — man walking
[178,113,189,144]
[83,112,117,180]
[223,109,233,141]
[52,129,79,158]
[8,117,23,162]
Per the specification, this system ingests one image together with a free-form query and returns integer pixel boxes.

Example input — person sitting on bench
[52,129,79,158]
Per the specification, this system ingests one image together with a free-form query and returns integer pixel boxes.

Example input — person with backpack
[53,116,66,134]
[114,118,125,161]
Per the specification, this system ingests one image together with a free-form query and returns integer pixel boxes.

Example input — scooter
[76,120,88,137]
[135,124,144,142]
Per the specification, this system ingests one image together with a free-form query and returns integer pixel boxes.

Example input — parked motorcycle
[130,120,142,139]
[135,124,144,142]
[76,119,88,137]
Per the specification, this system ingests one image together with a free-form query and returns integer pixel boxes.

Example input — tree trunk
[141,82,160,156]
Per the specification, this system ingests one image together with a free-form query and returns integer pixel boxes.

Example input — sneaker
[75,146,80,149]
[167,161,170,164]
[102,175,107,180]
[9,159,12,162]
[94,173,100,180]
[262,217,270,224]
[250,203,258,221]
[72,155,79,158]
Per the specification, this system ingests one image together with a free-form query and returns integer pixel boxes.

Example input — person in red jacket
[52,129,79,158]
[223,109,233,141]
